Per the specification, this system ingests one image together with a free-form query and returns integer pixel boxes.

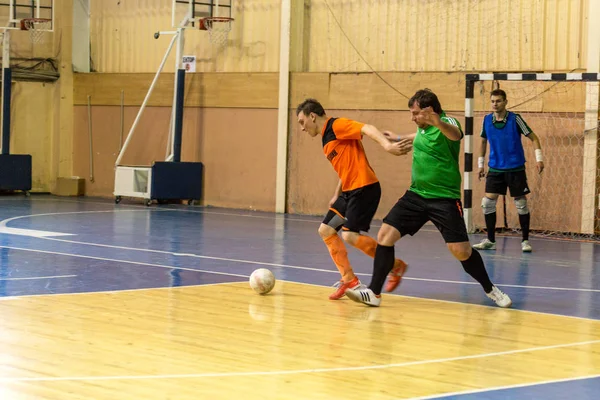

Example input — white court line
[0,274,76,281]
[0,339,597,382]
[36,237,600,294]
[411,373,600,400]
[0,245,250,279]
[0,281,242,301]
[0,210,154,238]
[2,245,600,322]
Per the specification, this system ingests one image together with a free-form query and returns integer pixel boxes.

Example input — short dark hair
[296,98,326,117]
[490,89,507,101]
[408,89,443,114]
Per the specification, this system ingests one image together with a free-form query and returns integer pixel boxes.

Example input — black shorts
[383,190,469,243]
[485,170,530,197]
[322,182,381,233]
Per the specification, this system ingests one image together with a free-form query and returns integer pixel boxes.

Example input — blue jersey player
[474,89,545,253]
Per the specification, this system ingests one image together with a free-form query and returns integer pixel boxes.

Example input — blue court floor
[0,194,598,399]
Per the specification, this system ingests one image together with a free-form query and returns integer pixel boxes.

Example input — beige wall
[72,71,590,235]
[9,82,54,192]
[90,0,281,73]
[73,104,278,211]
[89,0,589,73]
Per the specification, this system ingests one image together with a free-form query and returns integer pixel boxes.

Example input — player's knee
[447,242,471,261]
[481,196,497,215]
[341,230,359,245]
[318,223,336,238]
[514,197,529,215]
[377,223,400,246]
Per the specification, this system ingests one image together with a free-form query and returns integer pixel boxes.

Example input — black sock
[461,248,494,293]
[485,212,496,242]
[519,213,530,241]
[368,244,395,295]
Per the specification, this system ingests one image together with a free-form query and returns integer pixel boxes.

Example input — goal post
[464,72,600,239]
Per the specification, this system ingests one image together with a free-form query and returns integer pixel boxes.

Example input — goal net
[464,73,600,240]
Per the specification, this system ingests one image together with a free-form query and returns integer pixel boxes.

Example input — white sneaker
[486,286,512,308]
[345,284,382,307]
[521,240,532,252]
[473,238,496,250]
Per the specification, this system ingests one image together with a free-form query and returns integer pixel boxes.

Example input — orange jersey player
[296,98,412,300]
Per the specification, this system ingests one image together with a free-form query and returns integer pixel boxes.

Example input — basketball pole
[1,29,11,155]
[115,32,178,167]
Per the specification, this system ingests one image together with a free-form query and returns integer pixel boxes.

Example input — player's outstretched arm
[361,124,412,156]
[382,131,417,143]
[419,107,462,141]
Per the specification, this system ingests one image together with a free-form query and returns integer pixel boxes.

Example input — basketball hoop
[199,17,234,47]
[20,18,52,44]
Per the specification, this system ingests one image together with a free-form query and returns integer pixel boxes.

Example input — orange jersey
[322,117,379,192]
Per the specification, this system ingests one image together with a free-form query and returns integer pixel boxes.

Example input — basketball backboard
[0,0,54,31]
[172,0,232,28]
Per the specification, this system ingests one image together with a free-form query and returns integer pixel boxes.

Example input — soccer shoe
[345,284,382,307]
[521,240,532,252]
[486,286,512,308]
[329,276,360,300]
[473,238,496,250]
[384,259,409,293]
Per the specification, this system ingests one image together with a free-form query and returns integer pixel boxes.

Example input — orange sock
[323,234,355,282]
[353,235,407,269]
[353,235,377,258]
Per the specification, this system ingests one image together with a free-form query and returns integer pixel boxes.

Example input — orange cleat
[329,276,361,300]
[384,259,408,293]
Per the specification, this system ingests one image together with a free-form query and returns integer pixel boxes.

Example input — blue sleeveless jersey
[484,112,526,170]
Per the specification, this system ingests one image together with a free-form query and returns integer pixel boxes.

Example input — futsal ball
[249,268,276,295]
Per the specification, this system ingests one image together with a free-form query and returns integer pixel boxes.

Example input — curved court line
[0,339,597,382]
[0,274,76,281]
[34,237,600,294]
[0,245,250,279]
[0,209,160,237]
[0,209,156,227]
[412,373,600,400]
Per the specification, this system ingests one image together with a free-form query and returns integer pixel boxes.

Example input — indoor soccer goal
[463,73,600,240]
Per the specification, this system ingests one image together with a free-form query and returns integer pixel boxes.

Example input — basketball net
[203,17,233,48]
[22,19,51,44]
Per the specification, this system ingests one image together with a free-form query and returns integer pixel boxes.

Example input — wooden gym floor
[0,196,598,399]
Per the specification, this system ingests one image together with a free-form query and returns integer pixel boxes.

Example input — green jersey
[409,113,463,199]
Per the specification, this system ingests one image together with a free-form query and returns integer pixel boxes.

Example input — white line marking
[411,373,600,400]
[0,275,76,281]
[0,339,597,382]
[0,281,242,301]
[36,238,600,294]
[0,227,74,237]
[405,276,600,293]
[0,245,250,278]
[0,210,149,238]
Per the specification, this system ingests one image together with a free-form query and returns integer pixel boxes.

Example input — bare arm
[526,132,545,174]
[478,138,488,180]
[527,132,542,150]
[479,138,488,158]
[361,124,412,156]
[433,119,462,141]
[384,131,417,143]
[419,107,462,141]
[329,180,342,207]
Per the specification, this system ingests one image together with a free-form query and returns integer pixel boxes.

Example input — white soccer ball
[249,268,276,295]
